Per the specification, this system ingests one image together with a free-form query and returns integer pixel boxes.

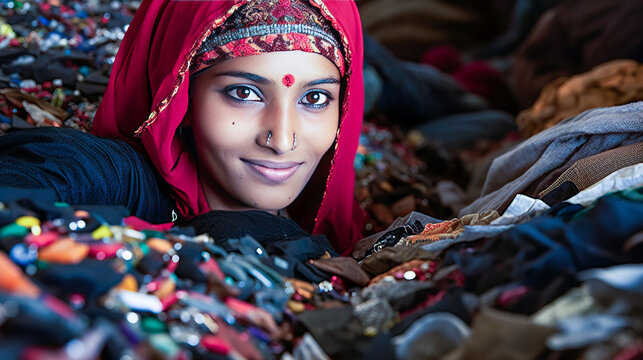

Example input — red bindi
[282,74,295,88]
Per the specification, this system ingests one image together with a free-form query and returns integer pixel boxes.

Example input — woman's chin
[245,195,297,213]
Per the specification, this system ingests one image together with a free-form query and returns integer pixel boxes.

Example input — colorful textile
[191,0,345,76]
[400,210,499,246]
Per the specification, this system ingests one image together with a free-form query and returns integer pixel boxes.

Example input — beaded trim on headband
[189,0,346,77]
[199,24,341,50]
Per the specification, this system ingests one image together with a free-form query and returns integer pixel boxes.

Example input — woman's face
[189,50,341,213]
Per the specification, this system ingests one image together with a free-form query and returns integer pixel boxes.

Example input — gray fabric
[547,314,630,351]
[393,312,470,360]
[293,333,331,360]
[460,102,643,216]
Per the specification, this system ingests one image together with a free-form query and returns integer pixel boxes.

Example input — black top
[0,127,176,223]
[0,127,335,252]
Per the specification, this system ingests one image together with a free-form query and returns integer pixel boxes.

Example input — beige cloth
[538,141,643,199]
[444,307,556,360]
[517,60,643,137]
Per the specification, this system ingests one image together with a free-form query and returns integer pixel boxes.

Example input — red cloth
[190,0,345,76]
[91,0,365,255]
[123,216,174,232]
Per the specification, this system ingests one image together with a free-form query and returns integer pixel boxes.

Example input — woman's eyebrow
[212,71,339,88]
[213,71,273,85]
[302,77,340,88]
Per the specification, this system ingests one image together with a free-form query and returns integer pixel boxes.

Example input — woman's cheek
[309,112,339,155]
[196,105,241,147]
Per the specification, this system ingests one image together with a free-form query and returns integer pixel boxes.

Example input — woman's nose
[259,102,298,154]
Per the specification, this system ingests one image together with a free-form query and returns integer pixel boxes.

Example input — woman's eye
[301,91,330,108]
[226,86,262,102]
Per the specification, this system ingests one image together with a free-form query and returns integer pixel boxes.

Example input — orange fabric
[517,60,643,137]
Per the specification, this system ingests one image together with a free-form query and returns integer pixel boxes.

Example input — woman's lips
[242,159,302,184]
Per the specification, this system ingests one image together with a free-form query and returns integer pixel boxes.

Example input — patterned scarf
[190,0,345,77]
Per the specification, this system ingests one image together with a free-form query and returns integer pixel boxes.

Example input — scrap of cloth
[536,141,643,201]
[460,102,643,216]
[517,59,643,137]
[399,210,499,246]
[443,307,556,360]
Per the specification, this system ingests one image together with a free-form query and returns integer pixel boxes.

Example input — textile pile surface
[1,0,643,359]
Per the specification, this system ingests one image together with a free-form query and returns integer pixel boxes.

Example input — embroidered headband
[190,0,346,77]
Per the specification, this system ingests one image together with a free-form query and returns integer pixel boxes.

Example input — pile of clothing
[1,171,641,359]
[0,187,343,359]
[0,0,131,133]
[348,1,643,357]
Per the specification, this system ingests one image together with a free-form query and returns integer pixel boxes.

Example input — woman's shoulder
[1,126,135,152]
[0,127,175,223]
[0,127,155,174]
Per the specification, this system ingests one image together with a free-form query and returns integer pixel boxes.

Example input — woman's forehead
[197,51,341,85]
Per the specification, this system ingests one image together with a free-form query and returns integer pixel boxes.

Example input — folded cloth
[459,102,643,216]
[492,163,643,220]
[294,306,377,360]
[536,141,643,200]
[399,210,499,246]
[517,60,643,137]
[539,159,643,207]
[360,247,437,277]
[310,257,370,287]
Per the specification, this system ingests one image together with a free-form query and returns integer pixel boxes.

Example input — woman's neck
[199,174,279,215]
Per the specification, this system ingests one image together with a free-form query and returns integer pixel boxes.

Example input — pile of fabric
[1,170,641,359]
[1,0,643,359]
[0,0,129,133]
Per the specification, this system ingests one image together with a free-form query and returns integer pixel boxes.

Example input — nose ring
[266,130,272,146]
[291,132,297,151]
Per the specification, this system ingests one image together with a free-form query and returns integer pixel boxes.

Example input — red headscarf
[91,0,365,255]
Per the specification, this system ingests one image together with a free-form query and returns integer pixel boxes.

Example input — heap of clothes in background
[1,0,643,359]
[0,0,129,132]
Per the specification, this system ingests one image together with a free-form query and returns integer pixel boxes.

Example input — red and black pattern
[190,0,345,77]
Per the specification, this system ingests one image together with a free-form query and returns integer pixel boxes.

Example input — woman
[0,0,365,254]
